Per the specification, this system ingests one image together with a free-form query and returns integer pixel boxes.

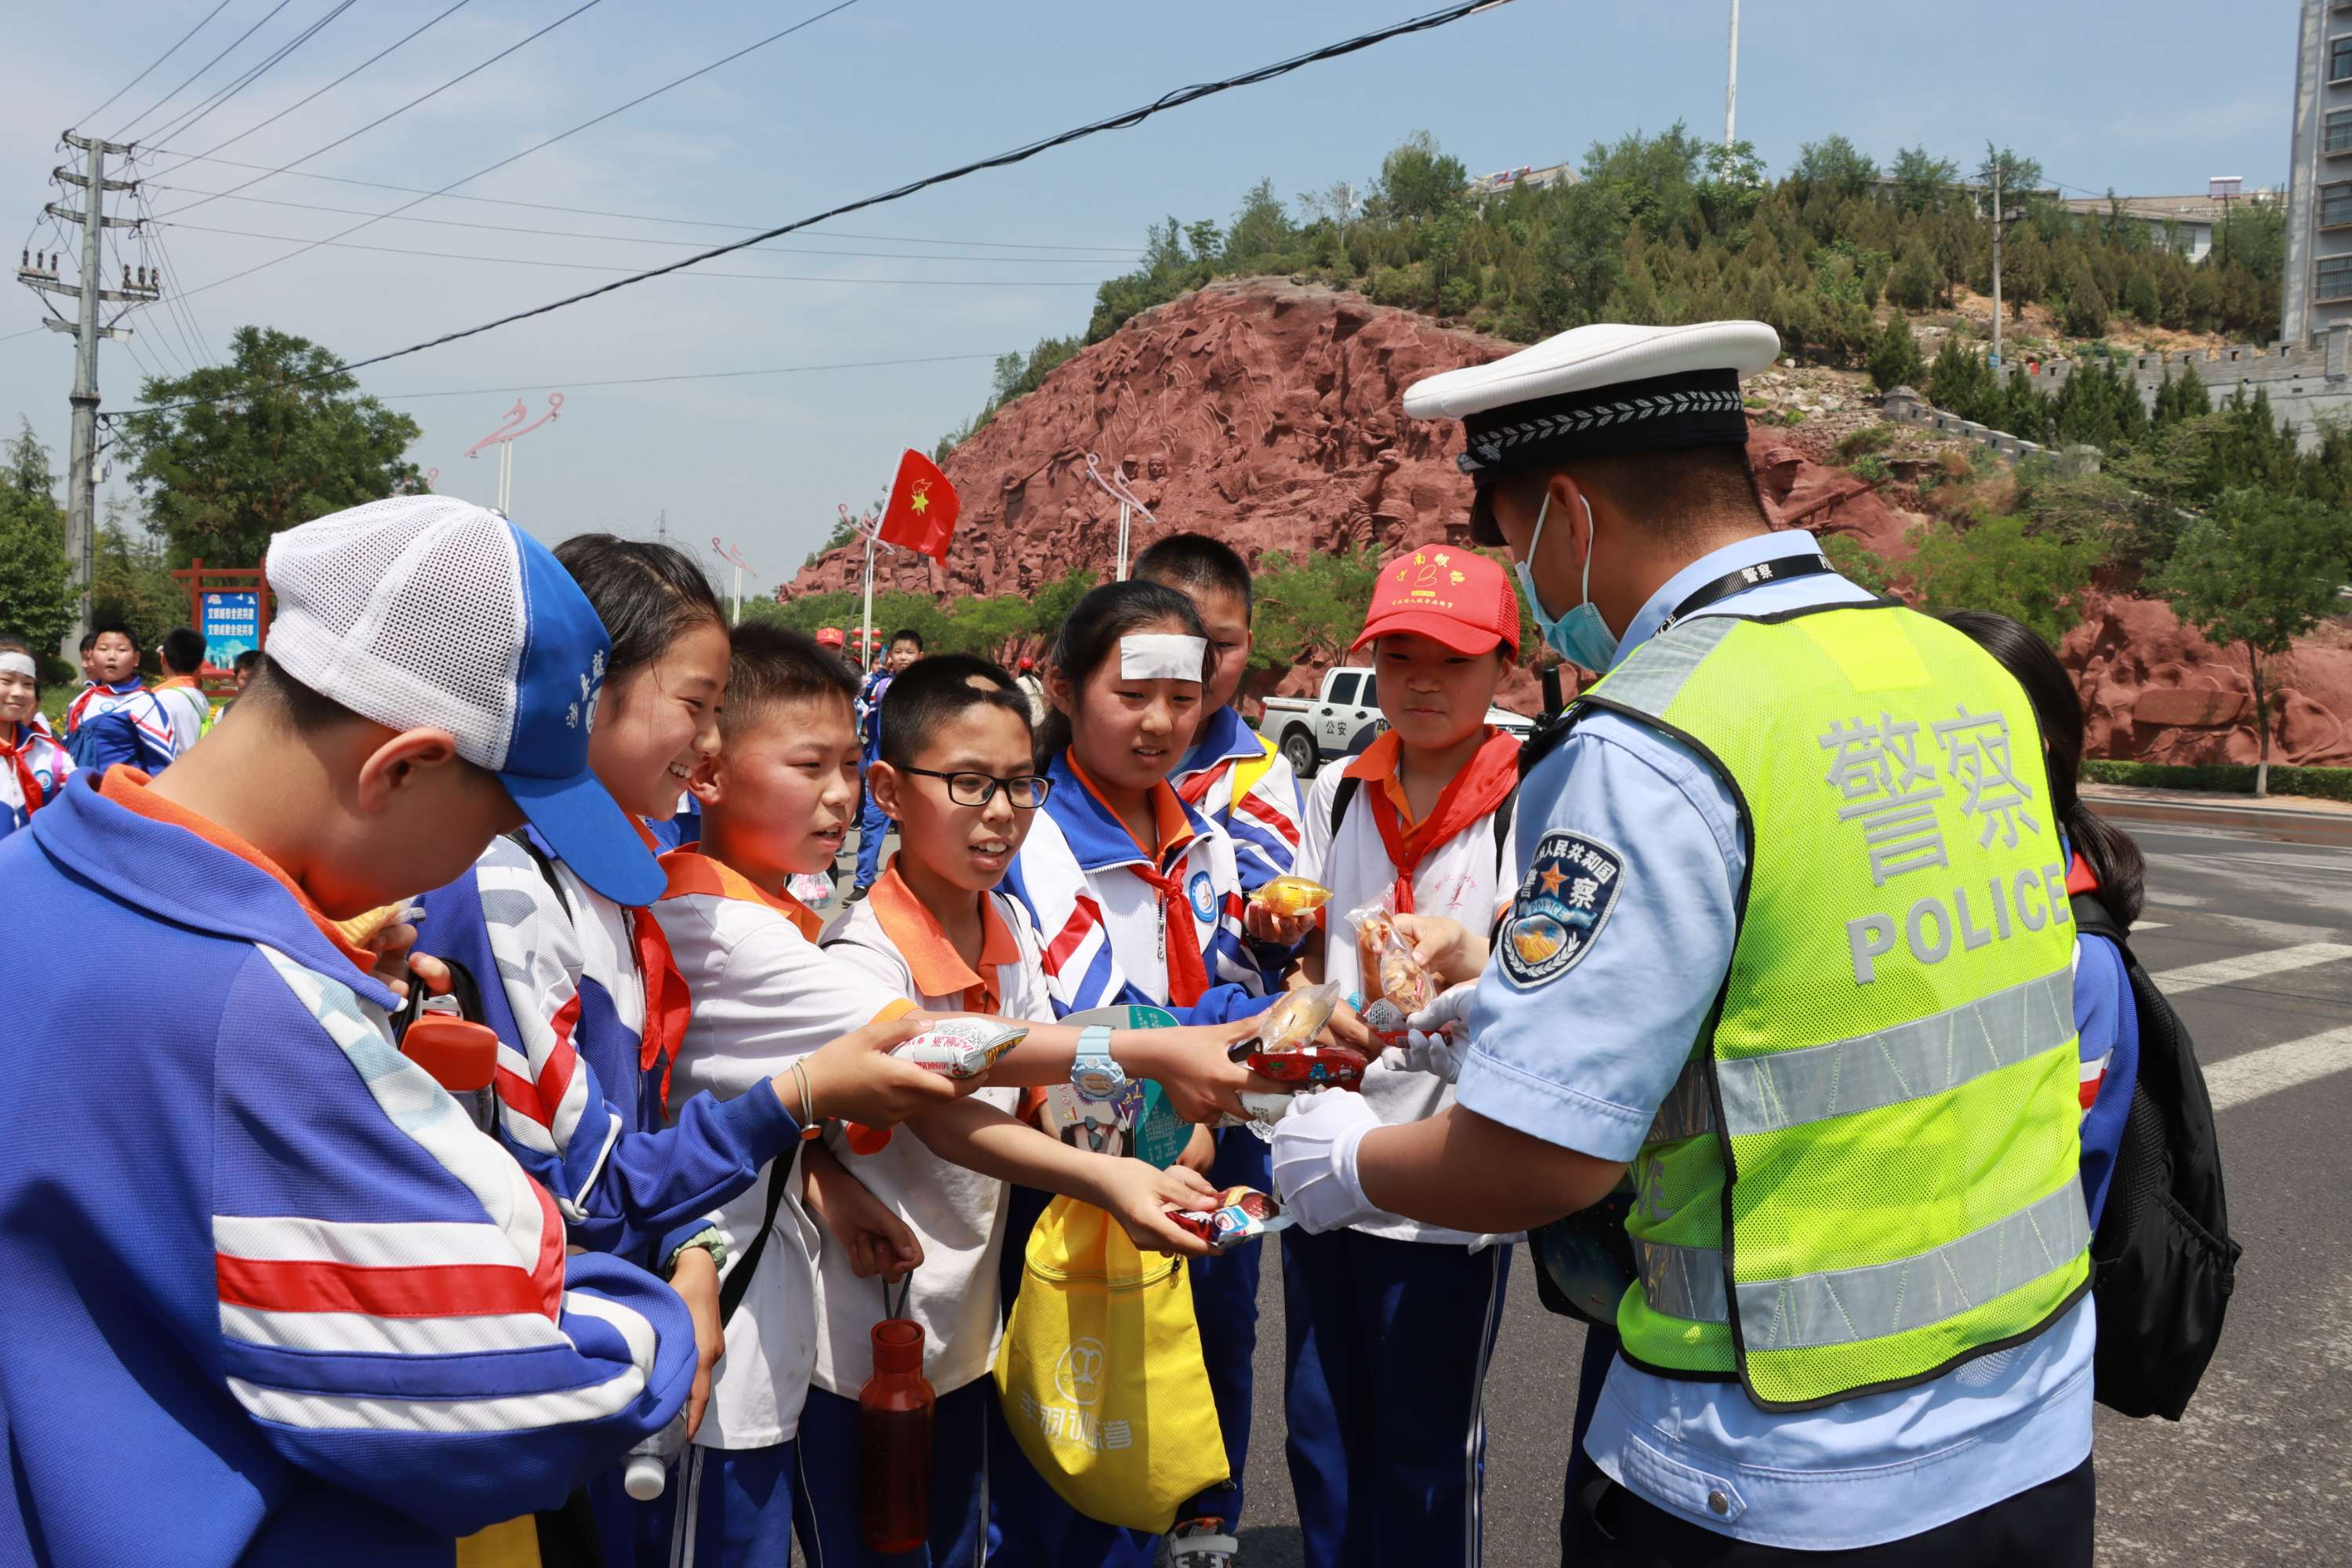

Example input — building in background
[2283,0,2352,343]
[2060,188,2279,264]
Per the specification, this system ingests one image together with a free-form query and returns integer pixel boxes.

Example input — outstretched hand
[790,1014,982,1131]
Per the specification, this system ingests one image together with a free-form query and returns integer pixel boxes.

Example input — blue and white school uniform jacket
[0,775,692,1563]
[1,720,71,838]
[1170,705,1303,896]
[1002,750,1272,1025]
[417,833,803,1268]
[64,681,188,772]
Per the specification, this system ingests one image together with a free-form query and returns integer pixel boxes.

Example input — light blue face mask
[1512,489,1621,671]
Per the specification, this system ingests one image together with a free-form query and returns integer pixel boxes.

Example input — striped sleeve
[212,946,694,1537]
[1222,750,1303,893]
[461,840,796,1260]
[1001,829,1134,1020]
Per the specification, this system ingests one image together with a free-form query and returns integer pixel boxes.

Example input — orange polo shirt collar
[98,765,378,974]
[867,857,1019,1011]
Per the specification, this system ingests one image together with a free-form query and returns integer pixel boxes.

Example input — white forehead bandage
[0,652,35,679]
[1120,633,1207,681]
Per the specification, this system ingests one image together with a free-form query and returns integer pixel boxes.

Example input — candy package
[1249,874,1334,919]
[1168,1185,1295,1251]
[892,1018,1028,1079]
[336,901,419,947]
[1360,997,1411,1048]
[1236,1091,1292,1132]
[1233,981,1343,1062]
[1244,1042,1370,1088]
[1348,903,1439,1014]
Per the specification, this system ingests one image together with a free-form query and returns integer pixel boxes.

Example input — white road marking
[2134,920,2169,931]
[2151,943,2352,994]
[2207,1025,2352,1111]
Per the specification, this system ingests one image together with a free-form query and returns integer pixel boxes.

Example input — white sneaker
[1163,1516,1238,1568]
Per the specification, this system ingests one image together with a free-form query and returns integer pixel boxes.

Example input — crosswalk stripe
[2150,942,2352,994]
[2207,1025,2352,1111]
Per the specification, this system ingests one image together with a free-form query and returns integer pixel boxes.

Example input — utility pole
[16,132,155,658]
[1990,161,2003,370]
[1723,0,1740,149]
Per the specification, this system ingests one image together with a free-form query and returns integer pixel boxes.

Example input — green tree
[1884,241,1942,311]
[1889,146,1960,213]
[89,497,184,652]
[1250,547,1382,672]
[1904,511,2100,648]
[1792,133,1878,201]
[1372,132,1468,224]
[2060,262,2110,338]
[117,326,420,568]
[2121,269,2161,325]
[1225,178,1298,266]
[2154,488,2352,795]
[1028,568,1099,646]
[1820,532,1892,594]
[0,419,73,655]
[1523,182,1628,334]
[1926,336,1998,423]
[1975,144,2045,214]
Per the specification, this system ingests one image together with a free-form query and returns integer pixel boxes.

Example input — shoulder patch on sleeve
[1499,829,1627,986]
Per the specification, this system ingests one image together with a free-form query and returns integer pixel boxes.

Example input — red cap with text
[1351,546,1519,659]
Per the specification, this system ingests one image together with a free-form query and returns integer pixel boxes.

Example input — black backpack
[2070,893,2241,1421]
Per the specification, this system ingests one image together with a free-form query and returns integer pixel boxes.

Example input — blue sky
[0,0,2306,579]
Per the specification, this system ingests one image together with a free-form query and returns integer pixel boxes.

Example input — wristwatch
[1070,1025,1129,1102]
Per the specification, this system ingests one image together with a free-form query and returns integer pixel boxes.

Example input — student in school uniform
[63,621,188,773]
[154,627,216,742]
[805,652,1232,1568]
[0,496,699,1564]
[0,635,71,839]
[649,630,1247,1566]
[1001,579,1279,1568]
[1247,549,1526,1568]
[1133,533,1304,898]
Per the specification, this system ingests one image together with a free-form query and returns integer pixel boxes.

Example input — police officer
[1272,321,2096,1566]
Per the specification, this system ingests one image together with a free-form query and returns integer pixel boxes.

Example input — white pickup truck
[1259,665,1537,778]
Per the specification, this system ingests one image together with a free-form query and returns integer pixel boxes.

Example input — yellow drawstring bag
[993,1194,1228,1532]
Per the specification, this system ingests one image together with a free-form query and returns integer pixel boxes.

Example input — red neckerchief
[2065,850,2099,897]
[1068,756,1210,1007]
[1342,728,1520,914]
[1174,757,1230,808]
[2,724,47,818]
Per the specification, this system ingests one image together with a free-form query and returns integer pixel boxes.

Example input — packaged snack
[1235,981,1343,1062]
[1360,997,1411,1048]
[1243,1042,1370,1088]
[1236,1091,1292,1134]
[1348,902,1439,1014]
[1249,874,1334,919]
[892,1017,1029,1079]
[1167,1185,1295,1251]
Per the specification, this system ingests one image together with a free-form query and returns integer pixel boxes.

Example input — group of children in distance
[1,619,267,837]
[0,488,1534,1568]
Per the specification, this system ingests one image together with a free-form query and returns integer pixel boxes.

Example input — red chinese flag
[876,448,960,561]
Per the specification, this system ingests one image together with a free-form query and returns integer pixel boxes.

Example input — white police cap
[1405,320,1780,486]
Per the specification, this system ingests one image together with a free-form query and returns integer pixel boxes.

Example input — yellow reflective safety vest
[1583,603,2089,1410]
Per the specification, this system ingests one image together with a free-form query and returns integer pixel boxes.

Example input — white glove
[1380,1033,1465,1085]
[1269,1089,1385,1234]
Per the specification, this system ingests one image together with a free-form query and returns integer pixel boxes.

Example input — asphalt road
[1220,809,2352,1568]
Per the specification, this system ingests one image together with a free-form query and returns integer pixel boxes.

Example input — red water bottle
[858,1317,934,1552]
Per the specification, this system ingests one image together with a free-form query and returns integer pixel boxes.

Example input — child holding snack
[649,630,1256,1565]
[1246,547,1525,1568]
[1003,579,1280,1568]
[0,496,700,1563]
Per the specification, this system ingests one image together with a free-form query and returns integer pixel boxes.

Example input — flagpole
[1116,499,1131,580]
[859,533,877,673]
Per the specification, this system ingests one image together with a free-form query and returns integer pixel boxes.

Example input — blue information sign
[201,590,260,669]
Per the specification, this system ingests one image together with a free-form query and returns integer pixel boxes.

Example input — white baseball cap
[264,495,662,906]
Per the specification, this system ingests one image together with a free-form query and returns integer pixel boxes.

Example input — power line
[113,0,301,141]
[116,0,1514,419]
[143,0,361,151]
[145,188,1134,262]
[373,350,1012,400]
[161,0,866,305]
[147,1,475,172]
[153,0,610,220]
[75,0,236,130]
[155,220,1113,285]
[144,158,1147,252]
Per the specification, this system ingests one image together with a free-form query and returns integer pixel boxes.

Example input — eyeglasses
[898,766,1053,810]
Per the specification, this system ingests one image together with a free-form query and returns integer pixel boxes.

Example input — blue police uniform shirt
[1454,530,2094,1550]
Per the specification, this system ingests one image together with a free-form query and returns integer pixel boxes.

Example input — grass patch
[2083,758,2352,804]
